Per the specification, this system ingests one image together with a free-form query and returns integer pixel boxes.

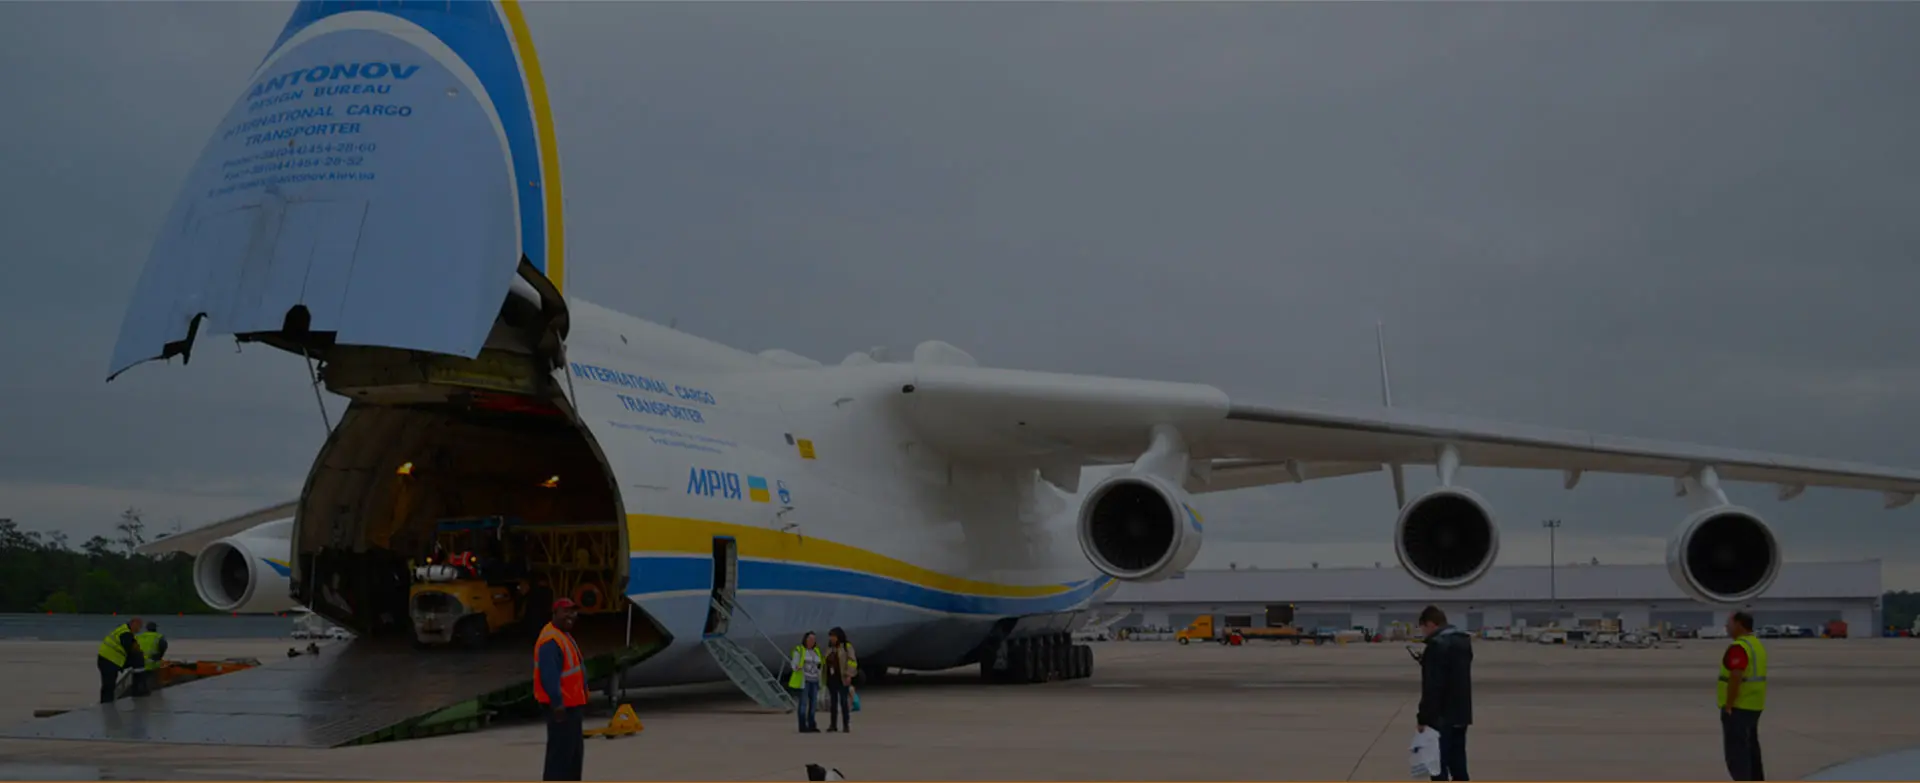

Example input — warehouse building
[1104,560,1882,638]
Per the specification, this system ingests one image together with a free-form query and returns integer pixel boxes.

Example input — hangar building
[1103,560,1882,637]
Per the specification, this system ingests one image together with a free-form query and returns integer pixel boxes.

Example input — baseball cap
[552,598,577,612]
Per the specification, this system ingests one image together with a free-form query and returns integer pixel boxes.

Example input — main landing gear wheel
[983,633,1096,685]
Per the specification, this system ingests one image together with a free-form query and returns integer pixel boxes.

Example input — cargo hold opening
[291,398,651,650]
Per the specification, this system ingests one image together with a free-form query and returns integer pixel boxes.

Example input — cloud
[4,2,1919,589]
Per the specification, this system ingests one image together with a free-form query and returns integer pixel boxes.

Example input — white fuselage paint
[545,299,1119,685]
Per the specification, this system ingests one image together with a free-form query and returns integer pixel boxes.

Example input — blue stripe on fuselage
[627,555,1113,617]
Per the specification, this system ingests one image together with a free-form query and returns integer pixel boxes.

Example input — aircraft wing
[898,364,1920,503]
[135,499,299,556]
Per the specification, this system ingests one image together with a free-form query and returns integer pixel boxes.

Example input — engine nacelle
[191,518,297,614]
[1666,505,1781,605]
[1076,473,1204,582]
[1394,486,1501,589]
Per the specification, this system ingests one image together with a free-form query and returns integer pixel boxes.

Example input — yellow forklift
[408,516,622,648]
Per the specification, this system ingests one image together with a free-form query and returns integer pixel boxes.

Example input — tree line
[0,510,213,615]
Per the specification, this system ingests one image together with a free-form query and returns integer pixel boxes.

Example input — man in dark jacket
[1416,605,1473,781]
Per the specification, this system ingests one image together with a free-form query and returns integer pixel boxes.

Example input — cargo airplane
[123,0,1920,695]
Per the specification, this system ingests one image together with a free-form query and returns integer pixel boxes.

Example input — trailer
[1174,616,1332,646]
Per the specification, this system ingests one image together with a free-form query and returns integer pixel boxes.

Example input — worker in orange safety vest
[535,598,588,781]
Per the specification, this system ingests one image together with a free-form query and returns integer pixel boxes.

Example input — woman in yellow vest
[787,632,822,733]
[1718,611,1768,781]
[95,617,146,704]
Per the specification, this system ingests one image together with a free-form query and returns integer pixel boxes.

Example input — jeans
[1428,725,1469,781]
[826,681,851,729]
[97,657,120,704]
[543,706,584,781]
[1721,708,1764,781]
[795,681,819,731]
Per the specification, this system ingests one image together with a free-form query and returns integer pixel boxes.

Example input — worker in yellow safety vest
[1717,611,1768,781]
[95,617,146,704]
[131,623,169,697]
[534,598,587,781]
[787,632,822,733]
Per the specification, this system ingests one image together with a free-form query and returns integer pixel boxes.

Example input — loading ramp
[0,619,665,749]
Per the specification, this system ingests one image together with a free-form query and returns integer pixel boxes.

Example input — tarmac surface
[1,636,1917,780]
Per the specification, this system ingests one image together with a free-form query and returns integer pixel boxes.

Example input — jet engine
[1076,474,1204,582]
[1394,486,1501,589]
[1666,505,1781,605]
[191,518,297,614]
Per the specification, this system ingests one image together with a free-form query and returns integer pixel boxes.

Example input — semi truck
[1174,615,1331,646]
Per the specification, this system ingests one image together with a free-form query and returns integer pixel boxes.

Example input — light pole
[1542,519,1563,602]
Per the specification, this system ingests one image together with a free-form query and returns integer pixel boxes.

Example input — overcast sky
[4,2,1919,589]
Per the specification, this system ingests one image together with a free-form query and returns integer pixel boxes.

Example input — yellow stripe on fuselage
[625,514,1073,599]
[497,0,566,295]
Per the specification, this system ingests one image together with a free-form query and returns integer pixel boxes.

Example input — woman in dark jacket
[822,627,856,732]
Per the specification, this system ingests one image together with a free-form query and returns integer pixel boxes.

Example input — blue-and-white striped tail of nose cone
[107,0,567,381]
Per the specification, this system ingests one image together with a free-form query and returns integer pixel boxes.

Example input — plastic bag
[851,688,862,712]
[1409,729,1440,779]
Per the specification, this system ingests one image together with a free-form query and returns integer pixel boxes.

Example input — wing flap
[1224,401,1920,493]
[1186,460,1382,494]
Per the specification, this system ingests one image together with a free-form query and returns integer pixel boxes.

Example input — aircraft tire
[1080,644,1094,679]
[1026,642,1045,683]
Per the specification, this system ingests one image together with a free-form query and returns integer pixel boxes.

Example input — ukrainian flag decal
[746,476,771,503]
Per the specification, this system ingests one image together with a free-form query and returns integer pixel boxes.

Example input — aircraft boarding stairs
[701,592,797,712]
